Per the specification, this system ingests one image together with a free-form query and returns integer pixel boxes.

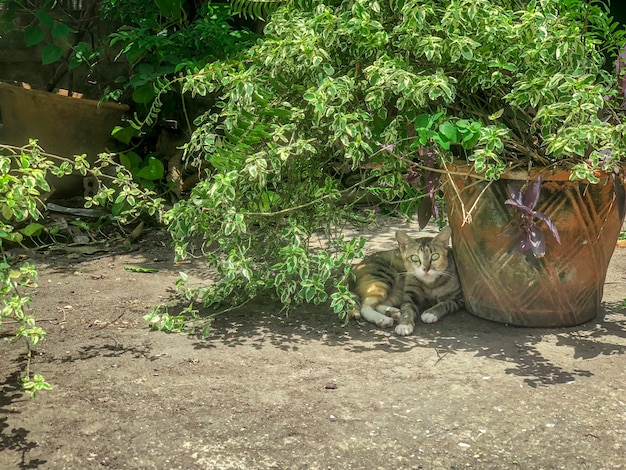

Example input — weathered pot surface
[0,81,128,198]
[443,163,625,327]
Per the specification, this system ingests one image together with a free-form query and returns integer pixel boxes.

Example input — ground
[1,219,626,470]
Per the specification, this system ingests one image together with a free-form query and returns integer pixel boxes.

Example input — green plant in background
[118,150,165,189]
[99,0,261,198]
[103,0,256,113]
[0,0,104,89]
[1,141,165,395]
[147,0,626,328]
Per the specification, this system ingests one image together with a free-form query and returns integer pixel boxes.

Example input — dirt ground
[1,219,626,470]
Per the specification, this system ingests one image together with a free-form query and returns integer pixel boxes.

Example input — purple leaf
[533,211,561,244]
[424,171,440,192]
[431,194,440,219]
[417,198,433,229]
[529,225,546,258]
[522,175,542,210]
[505,198,533,215]
[507,183,523,204]
[518,230,531,252]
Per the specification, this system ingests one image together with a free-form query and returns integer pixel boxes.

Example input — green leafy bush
[103,0,259,197]
[1,141,164,395]
[153,0,625,326]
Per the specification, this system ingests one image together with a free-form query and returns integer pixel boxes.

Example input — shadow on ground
[187,295,626,389]
[0,365,46,469]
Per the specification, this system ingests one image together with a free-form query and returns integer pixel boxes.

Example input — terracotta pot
[442,163,626,327]
[0,81,128,198]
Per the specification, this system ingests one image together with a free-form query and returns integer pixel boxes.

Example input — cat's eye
[431,253,440,261]
[409,254,421,264]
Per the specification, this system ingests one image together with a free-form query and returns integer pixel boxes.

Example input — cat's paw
[383,306,401,321]
[395,323,414,336]
[421,311,439,323]
[376,316,395,328]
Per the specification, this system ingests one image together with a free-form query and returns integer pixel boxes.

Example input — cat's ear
[396,230,413,251]
[434,226,452,246]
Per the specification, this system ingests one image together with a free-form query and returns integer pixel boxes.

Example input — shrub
[153,0,625,329]
[1,141,164,394]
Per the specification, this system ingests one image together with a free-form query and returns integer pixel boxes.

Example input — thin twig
[464,180,493,225]
[242,174,378,217]
[445,172,470,224]
[2,318,59,324]
[444,171,494,225]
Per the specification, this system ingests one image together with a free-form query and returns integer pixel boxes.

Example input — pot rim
[443,160,624,183]
[0,81,129,111]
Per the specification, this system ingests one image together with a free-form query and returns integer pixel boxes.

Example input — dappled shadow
[44,341,153,364]
[17,227,216,281]
[554,301,626,360]
[186,294,626,388]
[0,366,46,469]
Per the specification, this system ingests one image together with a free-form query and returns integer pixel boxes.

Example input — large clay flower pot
[0,81,128,198]
[442,164,626,327]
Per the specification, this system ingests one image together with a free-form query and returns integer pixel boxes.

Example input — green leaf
[461,47,473,61]
[132,83,157,104]
[35,10,54,29]
[19,223,45,237]
[136,157,165,181]
[111,200,131,216]
[2,204,12,221]
[52,22,73,39]
[120,151,143,171]
[304,286,315,303]
[124,266,160,273]
[439,121,458,143]
[41,44,64,65]
[489,109,505,121]
[24,26,45,47]
[413,113,431,130]
[462,133,481,149]
[112,126,141,145]
[3,231,23,243]
[433,134,451,150]
[135,63,155,76]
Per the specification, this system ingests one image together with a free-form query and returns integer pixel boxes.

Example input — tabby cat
[350,226,464,336]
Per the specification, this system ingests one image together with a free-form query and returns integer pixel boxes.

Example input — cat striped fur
[350,227,464,336]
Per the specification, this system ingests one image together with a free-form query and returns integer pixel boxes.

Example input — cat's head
[396,227,452,284]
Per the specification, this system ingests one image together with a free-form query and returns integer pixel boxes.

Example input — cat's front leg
[421,299,463,323]
[395,301,417,336]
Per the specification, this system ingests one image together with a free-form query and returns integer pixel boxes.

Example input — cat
[349,226,464,336]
